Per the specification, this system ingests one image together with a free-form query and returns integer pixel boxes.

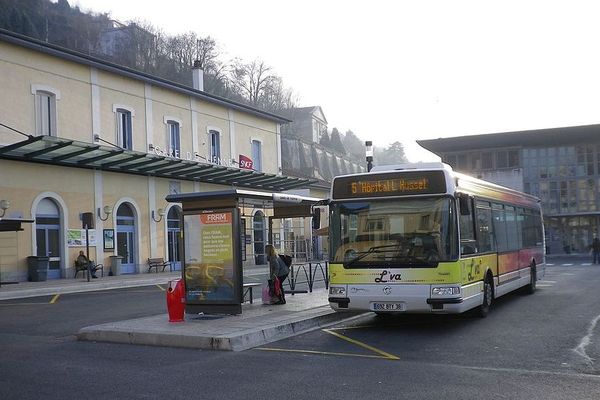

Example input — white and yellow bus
[328,163,545,317]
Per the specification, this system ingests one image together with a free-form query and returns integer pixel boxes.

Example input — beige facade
[0,31,306,282]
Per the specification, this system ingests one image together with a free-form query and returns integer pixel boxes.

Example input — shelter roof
[0,217,34,232]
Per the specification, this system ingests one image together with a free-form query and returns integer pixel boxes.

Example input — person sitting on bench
[77,250,98,279]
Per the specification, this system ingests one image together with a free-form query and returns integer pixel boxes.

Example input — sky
[74,0,600,162]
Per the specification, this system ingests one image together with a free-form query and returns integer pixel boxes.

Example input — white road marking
[573,313,600,367]
[562,264,574,266]
[424,362,600,380]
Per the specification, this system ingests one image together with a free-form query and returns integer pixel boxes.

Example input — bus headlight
[329,286,346,296]
[431,286,461,296]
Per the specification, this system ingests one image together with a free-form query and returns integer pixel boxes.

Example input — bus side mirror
[312,209,321,229]
[459,194,471,216]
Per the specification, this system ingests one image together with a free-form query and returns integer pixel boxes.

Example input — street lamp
[152,208,166,223]
[0,199,10,218]
[98,205,113,221]
[365,141,373,172]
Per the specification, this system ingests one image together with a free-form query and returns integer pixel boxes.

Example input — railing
[286,260,329,293]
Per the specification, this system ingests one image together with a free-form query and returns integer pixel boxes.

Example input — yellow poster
[184,211,235,302]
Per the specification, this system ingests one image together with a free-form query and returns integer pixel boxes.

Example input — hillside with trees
[0,0,407,164]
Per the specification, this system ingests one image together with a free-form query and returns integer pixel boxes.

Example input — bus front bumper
[329,283,482,314]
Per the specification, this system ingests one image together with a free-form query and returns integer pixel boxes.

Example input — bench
[147,258,172,273]
[243,282,262,304]
[74,260,104,278]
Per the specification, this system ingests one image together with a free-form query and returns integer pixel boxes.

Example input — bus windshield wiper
[343,244,400,267]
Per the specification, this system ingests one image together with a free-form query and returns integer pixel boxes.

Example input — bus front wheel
[476,276,493,318]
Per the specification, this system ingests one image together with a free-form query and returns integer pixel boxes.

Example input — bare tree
[195,36,219,71]
[230,59,277,105]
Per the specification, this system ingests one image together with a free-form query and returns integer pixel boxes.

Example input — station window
[167,120,181,157]
[32,85,60,136]
[251,139,262,172]
[208,129,221,164]
[115,108,133,150]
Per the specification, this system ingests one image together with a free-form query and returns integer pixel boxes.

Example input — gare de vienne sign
[151,145,254,170]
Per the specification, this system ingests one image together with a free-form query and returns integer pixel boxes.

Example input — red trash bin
[166,279,185,322]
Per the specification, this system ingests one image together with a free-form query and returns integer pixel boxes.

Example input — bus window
[459,196,477,255]
[505,206,519,251]
[475,202,495,253]
[534,213,544,246]
[330,198,456,266]
[492,203,508,252]
[522,208,544,247]
[516,208,525,249]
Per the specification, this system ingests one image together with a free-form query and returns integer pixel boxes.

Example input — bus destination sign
[332,171,447,199]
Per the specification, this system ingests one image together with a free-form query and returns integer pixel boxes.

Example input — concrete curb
[77,307,367,351]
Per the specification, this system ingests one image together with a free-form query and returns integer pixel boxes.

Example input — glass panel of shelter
[239,206,316,268]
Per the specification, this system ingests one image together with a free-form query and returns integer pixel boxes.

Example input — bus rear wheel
[524,262,537,295]
[476,276,493,318]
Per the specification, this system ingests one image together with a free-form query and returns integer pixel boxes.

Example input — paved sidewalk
[0,267,361,351]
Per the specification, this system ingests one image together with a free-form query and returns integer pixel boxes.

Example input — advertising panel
[183,209,239,303]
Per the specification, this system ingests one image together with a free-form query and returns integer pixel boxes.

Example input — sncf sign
[239,154,253,170]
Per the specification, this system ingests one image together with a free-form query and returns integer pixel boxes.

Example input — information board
[332,171,447,199]
[183,209,238,303]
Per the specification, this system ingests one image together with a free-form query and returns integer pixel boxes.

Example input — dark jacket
[268,254,289,278]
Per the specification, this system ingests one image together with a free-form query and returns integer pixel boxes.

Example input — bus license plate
[371,302,405,311]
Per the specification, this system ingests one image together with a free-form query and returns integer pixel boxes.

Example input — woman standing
[266,244,289,304]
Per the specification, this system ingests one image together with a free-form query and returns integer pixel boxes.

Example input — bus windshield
[330,197,457,267]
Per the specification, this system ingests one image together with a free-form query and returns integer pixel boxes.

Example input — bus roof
[331,163,540,208]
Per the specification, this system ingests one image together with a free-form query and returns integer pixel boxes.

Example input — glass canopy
[0,135,313,191]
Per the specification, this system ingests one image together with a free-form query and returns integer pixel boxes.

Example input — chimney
[192,60,204,91]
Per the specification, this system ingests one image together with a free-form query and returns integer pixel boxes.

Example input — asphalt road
[1,262,599,399]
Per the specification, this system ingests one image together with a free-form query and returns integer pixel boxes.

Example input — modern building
[418,124,600,254]
[0,28,312,282]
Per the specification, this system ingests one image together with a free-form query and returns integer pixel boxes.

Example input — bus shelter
[166,189,323,315]
[0,217,34,286]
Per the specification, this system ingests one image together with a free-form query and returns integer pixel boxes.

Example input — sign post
[81,212,94,282]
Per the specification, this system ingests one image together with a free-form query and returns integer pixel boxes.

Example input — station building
[0,29,314,282]
[418,125,600,254]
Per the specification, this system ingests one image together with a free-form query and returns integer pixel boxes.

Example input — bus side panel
[459,254,497,301]
[497,252,519,284]
[459,254,498,285]
[518,247,544,278]
[329,262,462,285]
